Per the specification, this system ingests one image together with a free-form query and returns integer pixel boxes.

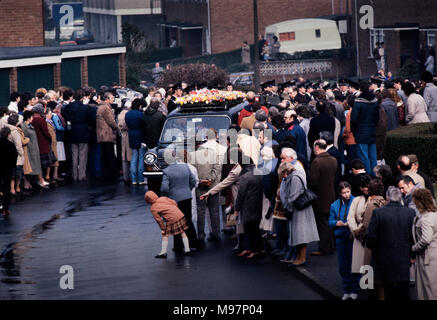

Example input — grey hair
[32,103,45,115]
[281,147,297,160]
[386,186,403,203]
[268,106,280,118]
[255,109,267,122]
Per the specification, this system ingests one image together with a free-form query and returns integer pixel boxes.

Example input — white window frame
[369,29,385,57]
[427,31,436,47]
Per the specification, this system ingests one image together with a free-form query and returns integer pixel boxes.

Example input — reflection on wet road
[0,182,323,300]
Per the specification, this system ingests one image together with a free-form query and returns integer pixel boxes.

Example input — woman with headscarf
[280,161,320,266]
[23,108,48,189]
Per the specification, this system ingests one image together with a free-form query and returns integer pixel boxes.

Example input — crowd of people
[144,71,437,301]
[1,69,437,300]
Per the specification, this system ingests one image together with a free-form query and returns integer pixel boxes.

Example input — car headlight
[144,153,157,165]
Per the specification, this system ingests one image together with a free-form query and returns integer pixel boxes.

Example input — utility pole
[354,0,361,78]
[253,0,260,92]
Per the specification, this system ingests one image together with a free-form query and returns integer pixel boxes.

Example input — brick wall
[119,53,126,87]
[53,63,61,89]
[164,0,342,54]
[9,67,18,93]
[0,0,44,47]
[209,0,342,53]
[81,57,88,87]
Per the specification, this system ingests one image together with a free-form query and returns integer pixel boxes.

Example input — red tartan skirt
[164,217,189,237]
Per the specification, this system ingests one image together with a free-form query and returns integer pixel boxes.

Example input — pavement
[266,240,347,300]
[0,181,328,300]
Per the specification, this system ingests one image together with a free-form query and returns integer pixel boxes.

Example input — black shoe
[155,253,167,259]
[222,228,235,235]
[207,235,220,242]
[184,251,191,256]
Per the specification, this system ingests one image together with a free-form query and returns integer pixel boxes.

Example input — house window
[315,29,321,38]
[427,32,436,47]
[370,29,385,56]
[279,32,295,41]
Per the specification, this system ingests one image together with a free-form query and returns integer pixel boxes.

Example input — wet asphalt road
[0,181,323,300]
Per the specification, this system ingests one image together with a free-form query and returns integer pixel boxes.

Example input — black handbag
[294,175,318,210]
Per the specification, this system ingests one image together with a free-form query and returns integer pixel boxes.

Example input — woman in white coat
[347,174,371,274]
[403,81,430,124]
[412,188,437,300]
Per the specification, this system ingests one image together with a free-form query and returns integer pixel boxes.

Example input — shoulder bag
[294,175,318,211]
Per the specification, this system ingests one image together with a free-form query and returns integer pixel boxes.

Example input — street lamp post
[253,0,260,92]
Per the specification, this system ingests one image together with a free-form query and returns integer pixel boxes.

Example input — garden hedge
[384,122,437,181]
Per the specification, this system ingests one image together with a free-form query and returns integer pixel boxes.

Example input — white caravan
[265,18,342,55]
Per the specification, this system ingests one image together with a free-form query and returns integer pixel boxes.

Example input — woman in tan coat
[360,178,387,300]
[347,173,371,273]
[412,188,437,300]
[117,100,132,183]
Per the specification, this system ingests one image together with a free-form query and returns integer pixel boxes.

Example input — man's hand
[336,220,345,227]
[200,193,209,201]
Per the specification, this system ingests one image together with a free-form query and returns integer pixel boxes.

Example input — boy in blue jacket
[329,181,360,300]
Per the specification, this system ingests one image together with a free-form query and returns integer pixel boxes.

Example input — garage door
[88,54,119,89]
[0,68,10,107]
[18,65,54,93]
[61,58,82,89]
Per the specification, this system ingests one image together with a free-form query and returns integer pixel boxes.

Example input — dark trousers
[100,142,118,182]
[244,220,263,252]
[63,133,73,178]
[147,176,162,197]
[315,212,335,255]
[336,236,361,294]
[274,219,289,252]
[0,173,12,211]
[88,143,102,178]
[174,199,199,251]
[383,281,410,300]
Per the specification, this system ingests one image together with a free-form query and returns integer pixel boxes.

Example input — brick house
[353,0,437,77]
[0,0,44,47]
[161,0,437,78]
[0,0,127,106]
[161,0,344,56]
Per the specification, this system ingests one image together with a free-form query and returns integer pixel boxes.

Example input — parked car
[70,29,94,45]
[230,72,254,87]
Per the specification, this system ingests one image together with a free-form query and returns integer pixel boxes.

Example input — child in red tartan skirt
[145,191,191,258]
